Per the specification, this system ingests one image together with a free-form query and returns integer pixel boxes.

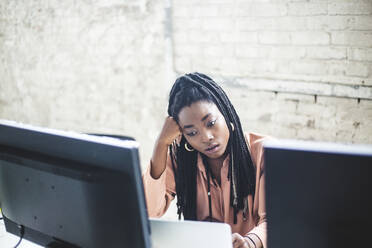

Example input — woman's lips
[205,144,220,154]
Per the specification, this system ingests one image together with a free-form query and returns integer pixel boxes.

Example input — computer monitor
[264,139,372,248]
[0,120,151,248]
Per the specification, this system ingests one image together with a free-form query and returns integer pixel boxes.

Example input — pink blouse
[142,132,269,247]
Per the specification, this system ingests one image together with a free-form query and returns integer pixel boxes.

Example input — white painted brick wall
[173,0,372,144]
[1,0,372,173]
[0,0,169,168]
[291,31,330,45]
[332,31,372,47]
[235,3,287,17]
[224,84,372,144]
[306,47,347,60]
[328,2,372,15]
[348,48,372,62]
[259,31,292,45]
[288,2,328,16]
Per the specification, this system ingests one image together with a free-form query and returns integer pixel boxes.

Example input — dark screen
[265,141,372,248]
[0,121,151,248]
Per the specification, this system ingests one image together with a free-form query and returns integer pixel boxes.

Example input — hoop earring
[185,142,195,152]
[230,122,235,132]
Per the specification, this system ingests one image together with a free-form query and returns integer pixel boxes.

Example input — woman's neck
[207,156,224,170]
[206,153,227,185]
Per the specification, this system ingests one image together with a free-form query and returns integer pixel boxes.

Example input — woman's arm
[244,171,267,248]
[244,132,270,248]
[142,116,181,217]
[150,116,181,178]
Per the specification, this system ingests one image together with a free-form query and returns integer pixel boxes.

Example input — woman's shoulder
[244,131,274,149]
[244,131,275,170]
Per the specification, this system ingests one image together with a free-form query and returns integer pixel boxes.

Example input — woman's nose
[201,130,214,143]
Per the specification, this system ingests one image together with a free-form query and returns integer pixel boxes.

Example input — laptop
[149,218,233,248]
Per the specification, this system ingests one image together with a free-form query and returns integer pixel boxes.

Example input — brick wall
[172,0,372,144]
[0,0,371,171]
[0,0,169,165]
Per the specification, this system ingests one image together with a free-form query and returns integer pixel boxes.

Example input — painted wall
[1,0,371,171]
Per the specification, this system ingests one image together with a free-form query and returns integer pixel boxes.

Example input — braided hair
[167,72,256,224]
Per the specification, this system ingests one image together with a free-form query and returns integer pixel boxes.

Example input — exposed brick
[351,16,372,31]
[288,2,328,16]
[235,45,269,59]
[269,46,307,59]
[0,0,170,168]
[258,31,291,45]
[173,18,202,30]
[236,17,275,31]
[307,13,372,31]
[331,31,372,47]
[275,17,307,31]
[273,112,310,129]
[202,17,235,31]
[173,5,189,17]
[317,95,357,106]
[328,2,372,15]
[218,4,235,17]
[233,58,277,75]
[297,102,337,119]
[306,16,330,30]
[328,16,356,30]
[2,0,372,172]
[192,5,220,17]
[306,47,347,60]
[201,0,233,3]
[328,61,348,76]
[296,128,337,142]
[237,17,307,31]
[291,31,330,45]
[204,44,235,57]
[345,62,369,77]
[291,60,329,75]
[353,122,372,144]
[218,58,240,75]
[219,31,258,43]
[174,44,203,56]
[359,99,372,107]
[187,30,220,43]
[271,125,298,139]
[349,48,372,62]
[173,31,188,44]
[235,3,287,17]
[277,92,315,104]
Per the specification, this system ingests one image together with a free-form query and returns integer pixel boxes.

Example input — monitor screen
[0,120,151,248]
[264,139,372,248]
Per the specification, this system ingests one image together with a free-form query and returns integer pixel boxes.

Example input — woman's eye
[207,120,216,127]
[186,131,197,137]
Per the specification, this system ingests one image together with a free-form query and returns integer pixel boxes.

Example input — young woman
[143,72,268,248]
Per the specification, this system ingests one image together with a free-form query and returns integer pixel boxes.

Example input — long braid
[167,72,256,222]
[185,73,256,211]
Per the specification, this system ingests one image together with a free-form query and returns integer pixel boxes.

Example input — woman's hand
[157,116,182,146]
[232,233,253,248]
[150,117,181,179]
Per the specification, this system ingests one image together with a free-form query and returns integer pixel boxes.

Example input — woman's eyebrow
[201,113,211,122]
[183,113,211,129]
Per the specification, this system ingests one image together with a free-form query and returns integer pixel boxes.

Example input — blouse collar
[196,152,230,180]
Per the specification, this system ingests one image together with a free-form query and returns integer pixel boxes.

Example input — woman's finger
[232,233,249,248]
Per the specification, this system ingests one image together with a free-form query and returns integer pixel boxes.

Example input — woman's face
[178,101,230,160]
